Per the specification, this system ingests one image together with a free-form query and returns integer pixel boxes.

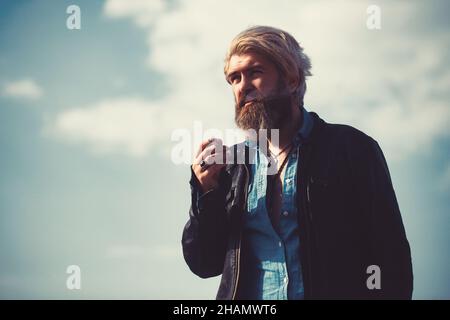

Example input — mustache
[237,92,291,110]
[237,95,262,109]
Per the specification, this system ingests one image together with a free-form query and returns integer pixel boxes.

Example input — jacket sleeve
[353,137,414,299]
[181,167,230,278]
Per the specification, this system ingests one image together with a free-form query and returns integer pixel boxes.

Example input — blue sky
[0,0,449,299]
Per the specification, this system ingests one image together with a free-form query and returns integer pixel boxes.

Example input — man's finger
[196,140,226,163]
[204,146,231,165]
[199,158,226,173]
[196,138,224,158]
[194,144,217,165]
[203,152,223,165]
[195,138,214,158]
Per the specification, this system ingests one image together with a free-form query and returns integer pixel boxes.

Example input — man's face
[226,52,292,130]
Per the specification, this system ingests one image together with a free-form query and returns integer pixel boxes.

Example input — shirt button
[284,277,288,284]
[278,241,282,247]
[283,211,289,216]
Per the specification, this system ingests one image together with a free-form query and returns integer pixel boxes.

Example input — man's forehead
[227,52,270,73]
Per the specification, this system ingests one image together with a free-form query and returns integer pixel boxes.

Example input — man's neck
[268,104,303,154]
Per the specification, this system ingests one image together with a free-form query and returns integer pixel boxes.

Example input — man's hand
[192,138,229,193]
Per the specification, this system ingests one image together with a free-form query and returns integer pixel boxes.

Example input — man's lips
[240,98,256,108]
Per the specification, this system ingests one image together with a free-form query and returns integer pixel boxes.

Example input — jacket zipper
[231,164,249,300]
[306,178,313,222]
[300,144,314,299]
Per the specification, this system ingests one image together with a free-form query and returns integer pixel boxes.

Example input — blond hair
[224,26,312,105]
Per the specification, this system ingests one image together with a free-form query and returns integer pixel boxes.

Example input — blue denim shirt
[240,107,313,300]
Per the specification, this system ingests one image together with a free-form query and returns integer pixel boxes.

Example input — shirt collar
[292,106,313,147]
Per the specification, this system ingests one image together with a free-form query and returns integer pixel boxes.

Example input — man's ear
[287,76,299,94]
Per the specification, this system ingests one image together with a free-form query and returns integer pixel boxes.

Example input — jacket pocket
[307,175,333,223]
[308,176,330,202]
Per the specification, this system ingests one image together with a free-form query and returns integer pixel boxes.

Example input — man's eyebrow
[249,62,264,69]
[226,63,265,82]
[226,71,238,81]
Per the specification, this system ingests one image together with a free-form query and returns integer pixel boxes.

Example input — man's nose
[237,75,254,100]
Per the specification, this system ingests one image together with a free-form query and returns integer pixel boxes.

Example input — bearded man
[182,26,413,300]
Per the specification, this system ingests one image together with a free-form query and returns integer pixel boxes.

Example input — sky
[0,0,449,299]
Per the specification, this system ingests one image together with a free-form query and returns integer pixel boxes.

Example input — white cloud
[105,244,178,260]
[2,79,43,100]
[49,97,164,157]
[51,0,450,161]
[103,0,165,27]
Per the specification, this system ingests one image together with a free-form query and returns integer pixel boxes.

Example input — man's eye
[250,70,262,77]
[230,76,240,84]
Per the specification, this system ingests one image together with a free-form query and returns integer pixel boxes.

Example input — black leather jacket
[182,112,413,299]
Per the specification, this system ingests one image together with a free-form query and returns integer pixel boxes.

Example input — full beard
[234,92,293,131]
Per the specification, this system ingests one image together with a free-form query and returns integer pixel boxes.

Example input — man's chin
[237,122,278,132]
[235,93,292,131]
[235,114,277,131]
